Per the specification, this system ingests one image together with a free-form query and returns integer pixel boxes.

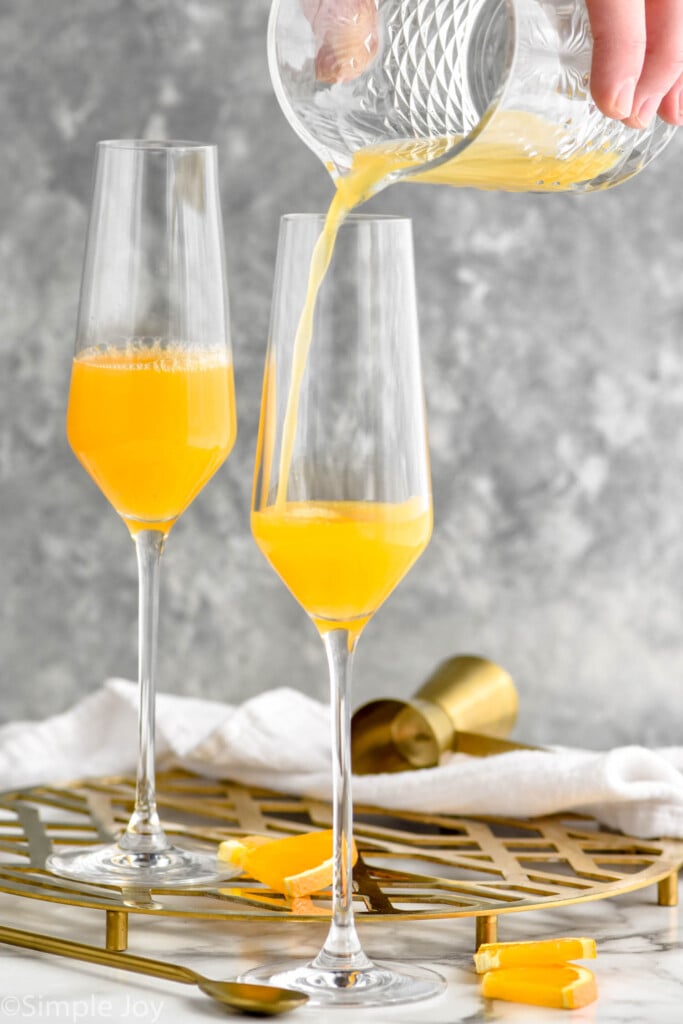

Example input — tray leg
[106,909,129,951]
[657,871,679,907]
[475,914,497,949]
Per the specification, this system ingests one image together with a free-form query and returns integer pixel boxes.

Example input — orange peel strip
[218,830,358,896]
[481,964,598,1010]
[474,937,597,973]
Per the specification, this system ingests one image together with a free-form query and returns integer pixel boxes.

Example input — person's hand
[586,0,683,126]
[303,0,683,129]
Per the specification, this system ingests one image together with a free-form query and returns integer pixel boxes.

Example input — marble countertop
[0,875,680,1024]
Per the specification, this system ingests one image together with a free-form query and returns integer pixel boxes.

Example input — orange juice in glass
[252,497,431,638]
[67,344,236,534]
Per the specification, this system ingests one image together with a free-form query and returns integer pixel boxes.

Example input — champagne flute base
[46,843,238,888]
[241,958,446,1007]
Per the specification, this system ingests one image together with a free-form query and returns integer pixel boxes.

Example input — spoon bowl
[199,978,308,1015]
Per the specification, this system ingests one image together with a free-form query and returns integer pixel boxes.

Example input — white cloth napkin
[1,679,682,839]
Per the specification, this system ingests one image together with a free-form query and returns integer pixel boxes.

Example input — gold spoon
[0,924,308,1016]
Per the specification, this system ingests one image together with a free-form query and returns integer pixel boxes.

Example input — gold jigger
[351,655,522,775]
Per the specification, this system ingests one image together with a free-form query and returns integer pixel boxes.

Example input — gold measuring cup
[351,655,528,774]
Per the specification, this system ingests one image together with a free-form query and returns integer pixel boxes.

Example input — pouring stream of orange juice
[274,114,619,508]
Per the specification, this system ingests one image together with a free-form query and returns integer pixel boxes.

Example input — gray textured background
[1,0,682,748]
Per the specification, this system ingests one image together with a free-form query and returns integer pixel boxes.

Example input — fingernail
[613,78,637,117]
[633,96,660,128]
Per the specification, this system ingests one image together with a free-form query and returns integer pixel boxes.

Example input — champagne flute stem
[314,629,371,970]
[121,529,167,852]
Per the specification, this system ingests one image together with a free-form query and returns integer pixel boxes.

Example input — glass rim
[97,139,216,153]
[280,213,411,225]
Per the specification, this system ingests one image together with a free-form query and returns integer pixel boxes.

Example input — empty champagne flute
[48,141,238,886]
[247,214,446,1005]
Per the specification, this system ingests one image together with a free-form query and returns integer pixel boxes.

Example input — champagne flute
[247,214,446,1005]
[48,141,238,886]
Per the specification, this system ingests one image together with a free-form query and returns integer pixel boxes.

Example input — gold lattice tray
[1,768,681,952]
